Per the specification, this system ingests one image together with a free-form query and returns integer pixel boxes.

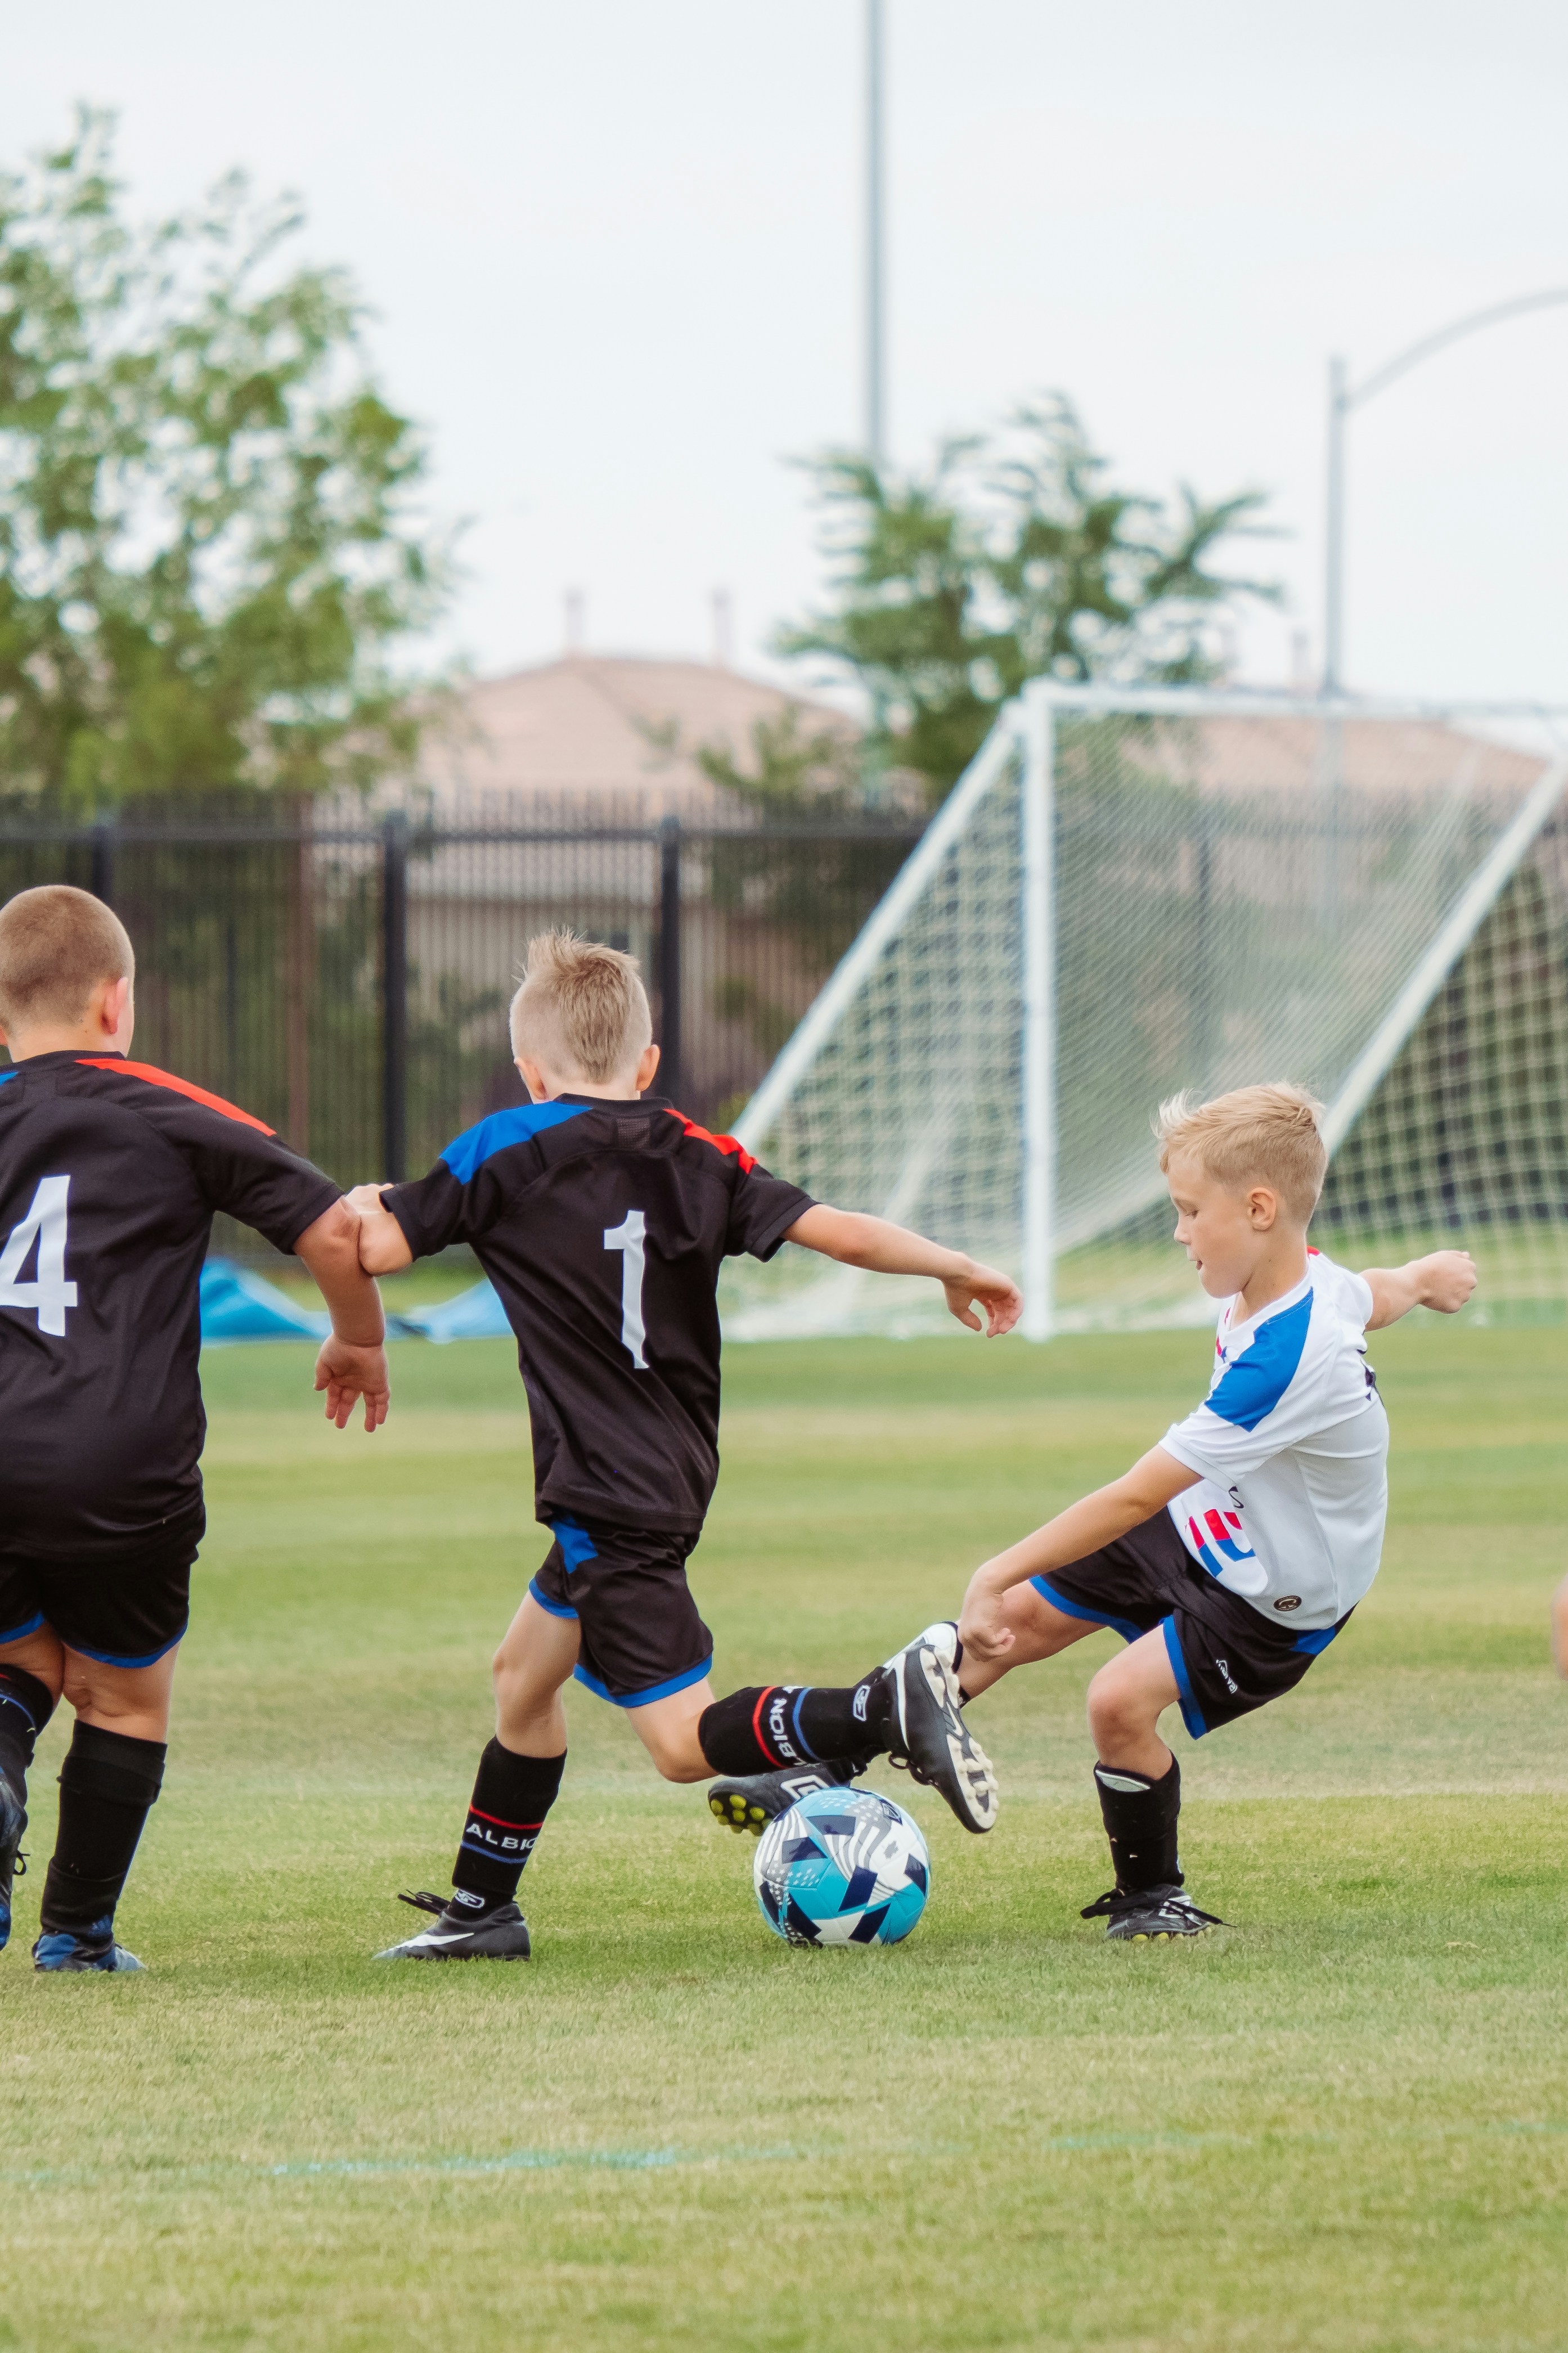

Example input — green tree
[0,110,450,811]
[777,394,1278,804]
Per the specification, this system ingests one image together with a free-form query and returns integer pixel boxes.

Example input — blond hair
[0,886,135,1037]
[1156,1081,1326,1224]
[509,930,653,1083]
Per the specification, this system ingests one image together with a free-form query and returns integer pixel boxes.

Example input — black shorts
[1032,1511,1352,1739]
[528,1516,713,1707]
[0,1508,204,1669]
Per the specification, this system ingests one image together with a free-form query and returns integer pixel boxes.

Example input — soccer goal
[721,684,1568,1338]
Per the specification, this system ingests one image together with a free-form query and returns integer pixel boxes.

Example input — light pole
[1323,287,1568,695]
[865,0,886,463]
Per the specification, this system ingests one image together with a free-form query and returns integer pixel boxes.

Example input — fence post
[381,812,409,1182]
[657,814,683,1108]
[89,814,116,907]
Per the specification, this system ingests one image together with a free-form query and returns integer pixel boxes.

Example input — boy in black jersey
[354,931,1019,1961]
[0,886,389,1972]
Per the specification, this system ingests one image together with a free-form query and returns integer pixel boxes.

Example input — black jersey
[383,1094,814,1534]
[0,1051,340,1562]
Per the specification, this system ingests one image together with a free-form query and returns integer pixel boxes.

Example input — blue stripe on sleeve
[1205,1289,1313,1432]
[0,1069,19,1087]
[441,1100,589,1184]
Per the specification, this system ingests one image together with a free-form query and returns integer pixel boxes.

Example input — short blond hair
[510,930,653,1083]
[0,886,135,1036]
[1156,1081,1326,1224]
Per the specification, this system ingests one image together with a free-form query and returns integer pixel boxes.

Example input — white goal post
[723,684,1568,1339]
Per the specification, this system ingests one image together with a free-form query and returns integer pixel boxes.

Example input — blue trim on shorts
[0,1611,46,1646]
[1031,1575,1147,1648]
[66,1626,187,1670]
[528,1576,579,1622]
[1292,1624,1341,1656]
[1160,1616,1208,1738]
[572,1652,713,1710]
[548,1517,599,1574]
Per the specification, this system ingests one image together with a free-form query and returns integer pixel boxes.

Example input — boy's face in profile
[1166,1149,1291,1301]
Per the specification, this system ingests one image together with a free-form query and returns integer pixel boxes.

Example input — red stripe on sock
[751,1686,784,1768]
[466,1807,546,1830]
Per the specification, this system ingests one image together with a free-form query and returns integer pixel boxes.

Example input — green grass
[4,1322,1567,2352]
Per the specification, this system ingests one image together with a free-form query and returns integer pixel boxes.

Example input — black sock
[450,1740,565,1912]
[697,1678,889,1776]
[40,1722,166,1938]
[1093,1757,1181,1894]
[0,1664,56,1791]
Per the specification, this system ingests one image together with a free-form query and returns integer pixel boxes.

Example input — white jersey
[1158,1250,1389,1634]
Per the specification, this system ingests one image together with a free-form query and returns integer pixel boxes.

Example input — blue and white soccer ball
[753,1785,930,1947]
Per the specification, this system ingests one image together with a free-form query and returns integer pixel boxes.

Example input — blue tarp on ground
[199,1258,509,1346]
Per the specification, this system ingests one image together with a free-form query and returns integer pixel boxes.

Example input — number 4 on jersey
[0,1175,78,1335]
[603,1209,648,1370]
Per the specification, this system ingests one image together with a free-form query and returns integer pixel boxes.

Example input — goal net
[721,687,1568,1338]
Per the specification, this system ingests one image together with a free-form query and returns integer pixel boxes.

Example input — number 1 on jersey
[0,1175,78,1335]
[603,1209,648,1370]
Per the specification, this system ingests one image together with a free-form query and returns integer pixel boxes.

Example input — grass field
[3,1320,1567,2353]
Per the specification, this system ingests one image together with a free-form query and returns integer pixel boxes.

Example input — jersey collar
[550,1091,670,1110]
[1222,1260,1315,1351]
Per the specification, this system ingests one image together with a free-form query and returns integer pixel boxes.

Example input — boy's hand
[944,1261,1023,1337]
[1419,1249,1477,1314]
[345,1183,390,1218]
[958,1571,1016,1665]
[315,1335,390,1432]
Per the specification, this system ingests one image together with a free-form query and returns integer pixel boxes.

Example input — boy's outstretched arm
[295,1197,391,1431]
[959,1446,1198,1662]
[784,1204,1021,1335]
[1360,1249,1476,1329]
[346,1182,415,1275]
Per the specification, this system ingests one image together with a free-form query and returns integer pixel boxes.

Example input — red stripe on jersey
[664,1107,757,1175]
[77,1058,276,1135]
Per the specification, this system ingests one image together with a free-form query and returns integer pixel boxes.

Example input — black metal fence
[0,810,921,1201]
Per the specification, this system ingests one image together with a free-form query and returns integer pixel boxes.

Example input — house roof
[419,655,857,817]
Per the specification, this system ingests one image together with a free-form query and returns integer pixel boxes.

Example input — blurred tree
[777,395,1278,804]
[0,110,450,810]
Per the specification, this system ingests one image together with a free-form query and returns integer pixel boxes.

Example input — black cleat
[880,1637,999,1834]
[0,1764,25,1955]
[1080,1884,1224,1942]
[374,1890,532,1961]
[707,1756,869,1837]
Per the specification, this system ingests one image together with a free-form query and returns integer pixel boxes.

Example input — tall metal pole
[1323,355,1347,697]
[1321,288,1568,696]
[865,0,886,463]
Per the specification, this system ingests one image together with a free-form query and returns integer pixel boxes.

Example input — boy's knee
[1086,1662,1143,1745]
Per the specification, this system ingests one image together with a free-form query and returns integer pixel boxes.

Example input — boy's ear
[1246,1185,1280,1232]
[635,1041,661,1095]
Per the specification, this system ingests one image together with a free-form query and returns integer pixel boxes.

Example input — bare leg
[492,1594,580,1756]
[61,1644,181,1744]
[956,1583,1104,1698]
[1085,1630,1182,1777]
[626,1678,716,1783]
[0,1625,66,1706]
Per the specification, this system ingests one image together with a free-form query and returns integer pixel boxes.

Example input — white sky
[6,1,1568,705]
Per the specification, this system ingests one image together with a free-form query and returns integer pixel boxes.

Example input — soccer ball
[753,1785,930,1947]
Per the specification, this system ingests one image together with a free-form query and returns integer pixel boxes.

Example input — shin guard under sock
[1093,1756,1181,1894]
[697,1679,889,1776]
[0,1664,55,1789]
[450,1741,565,1910]
[40,1722,166,1937]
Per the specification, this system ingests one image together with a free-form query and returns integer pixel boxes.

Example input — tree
[0,110,450,811]
[776,395,1278,804]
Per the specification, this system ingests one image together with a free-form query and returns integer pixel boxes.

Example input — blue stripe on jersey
[0,1069,18,1087]
[441,1099,590,1183]
[1205,1288,1313,1432]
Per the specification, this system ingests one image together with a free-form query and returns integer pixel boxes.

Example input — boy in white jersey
[955,1082,1476,1940]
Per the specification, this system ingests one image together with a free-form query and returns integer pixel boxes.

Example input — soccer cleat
[708,1756,869,1837]
[881,1638,998,1834]
[885,1620,963,1679]
[0,1764,25,1955]
[33,1916,145,1973]
[374,1890,532,1961]
[1080,1884,1224,1942]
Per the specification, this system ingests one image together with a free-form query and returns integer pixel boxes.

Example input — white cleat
[882,1638,998,1834]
